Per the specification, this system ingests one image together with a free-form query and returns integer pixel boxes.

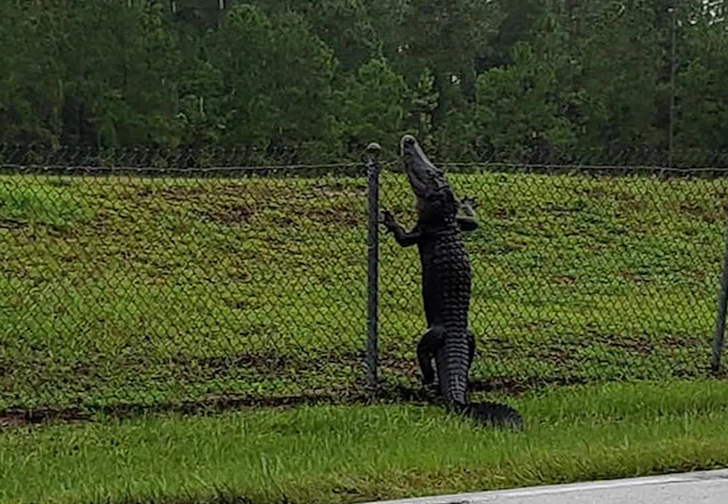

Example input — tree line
[1,0,727,166]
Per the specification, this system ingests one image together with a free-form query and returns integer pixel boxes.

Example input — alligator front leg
[457,196,479,232]
[381,210,422,247]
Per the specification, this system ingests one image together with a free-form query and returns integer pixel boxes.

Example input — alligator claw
[461,196,478,209]
[380,210,397,231]
[421,381,440,399]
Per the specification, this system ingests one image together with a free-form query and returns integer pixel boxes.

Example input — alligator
[381,134,523,430]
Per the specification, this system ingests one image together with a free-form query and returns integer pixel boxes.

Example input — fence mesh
[0,161,371,413]
[1,148,726,415]
[378,165,727,393]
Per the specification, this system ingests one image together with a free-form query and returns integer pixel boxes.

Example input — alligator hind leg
[417,326,445,385]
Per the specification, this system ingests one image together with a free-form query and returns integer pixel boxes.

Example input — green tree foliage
[0,1,65,145]
[1,0,727,165]
[473,41,578,163]
[205,5,338,152]
[337,58,410,154]
[283,0,384,72]
[389,0,504,125]
[568,0,667,150]
[52,1,180,147]
[674,1,728,154]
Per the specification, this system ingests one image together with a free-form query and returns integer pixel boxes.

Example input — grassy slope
[0,169,726,410]
[1,380,728,504]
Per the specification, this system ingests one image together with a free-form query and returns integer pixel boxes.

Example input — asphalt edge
[362,468,728,504]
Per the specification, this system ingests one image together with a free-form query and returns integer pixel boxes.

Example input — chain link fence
[1,145,727,416]
[377,162,728,394]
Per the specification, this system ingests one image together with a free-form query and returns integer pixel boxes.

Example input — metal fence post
[712,219,728,374]
[364,142,381,389]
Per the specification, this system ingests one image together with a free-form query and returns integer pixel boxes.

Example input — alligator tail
[452,401,524,430]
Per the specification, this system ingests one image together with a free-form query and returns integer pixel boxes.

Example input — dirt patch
[480,337,516,354]
[137,181,365,204]
[386,365,719,399]
[0,391,375,431]
[492,207,512,220]
[3,362,720,430]
[541,199,588,214]
[171,351,293,378]
[499,238,529,253]
[662,334,707,349]
[619,270,652,283]
[578,186,614,199]
[261,203,364,229]
[612,189,639,202]
[136,185,257,226]
[0,218,27,230]
[551,274,577,285]
[595,334,654,355]
[379,355,419,376]
[0,349,372,430]
[469,375,590,395]
[591,333,705,354]
[138,184,265,203]
[160,348,368,384]
[677,201,721,224]
[136,182,365,228]
[541,344,574,364]
[311,182,366,198]
[138,185,208,201]
[3,339,718,430]
[190,203,252,225]
[303,207,363,228]
[479,339,573,364]
[0,412,29,429]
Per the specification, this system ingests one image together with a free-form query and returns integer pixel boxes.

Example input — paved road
[366,469,728,504]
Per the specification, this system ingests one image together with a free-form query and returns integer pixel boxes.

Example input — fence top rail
[439,162,728,174]
[4,143,728,169]
[4,162,728,180]
[0,162,364,172]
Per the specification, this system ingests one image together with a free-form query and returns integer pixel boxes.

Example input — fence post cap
[365,142,381,155]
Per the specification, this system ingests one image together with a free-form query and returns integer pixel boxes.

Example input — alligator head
[400,134,457,223]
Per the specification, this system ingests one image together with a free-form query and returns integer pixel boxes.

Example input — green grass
[0,168,726,411]
[1,380,728,504]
